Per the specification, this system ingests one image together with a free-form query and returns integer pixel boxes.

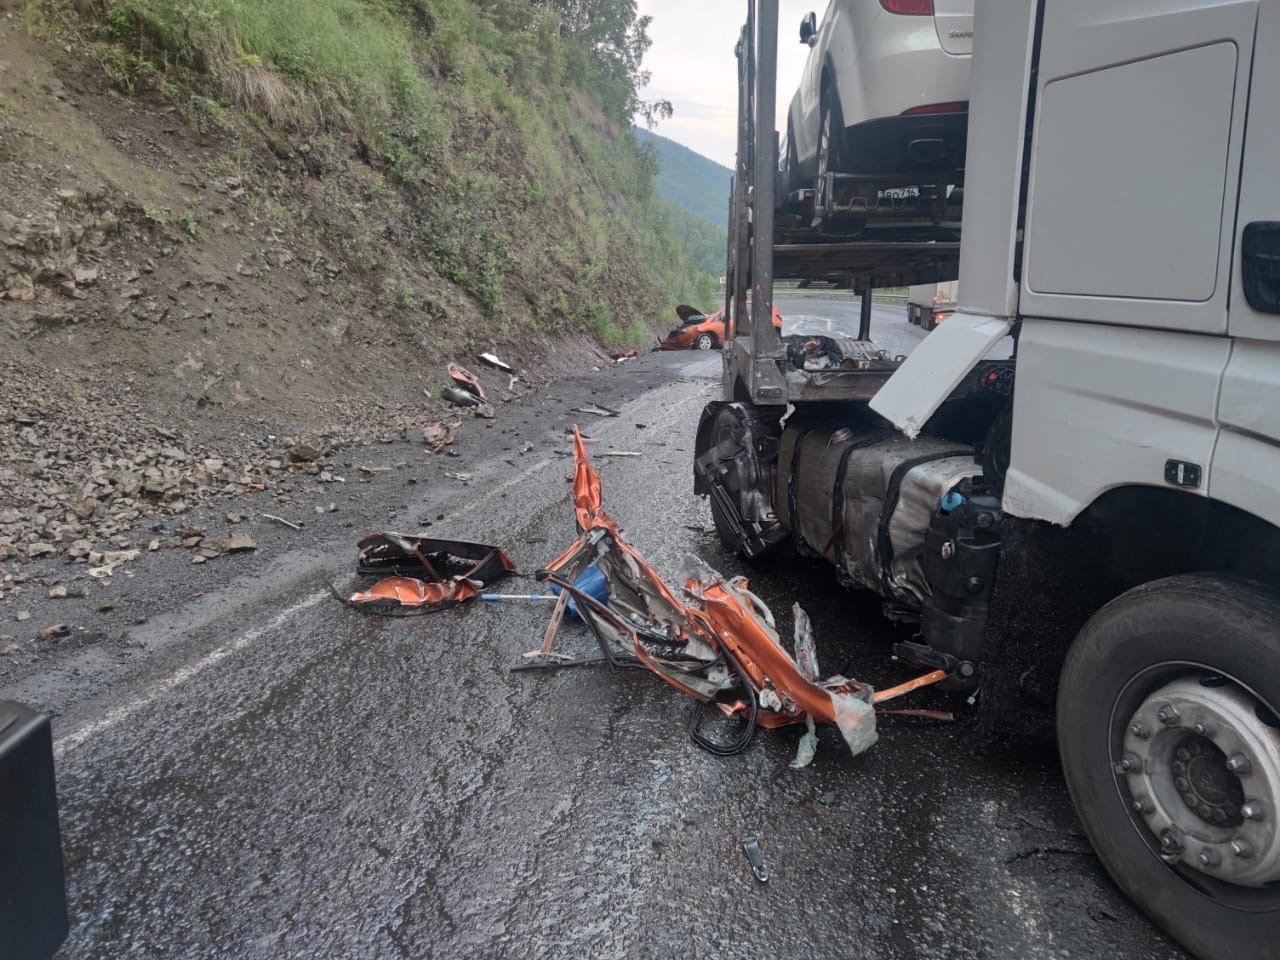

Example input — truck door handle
[1242,221,1280,314]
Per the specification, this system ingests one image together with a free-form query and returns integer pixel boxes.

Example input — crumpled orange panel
[547,427,879,746]
[347,576,480,607]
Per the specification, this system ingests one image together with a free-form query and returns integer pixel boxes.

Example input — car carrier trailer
[694,2,1280,957]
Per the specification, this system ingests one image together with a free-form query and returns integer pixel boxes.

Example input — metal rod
[859,284,873,341]
[751,0,778,371]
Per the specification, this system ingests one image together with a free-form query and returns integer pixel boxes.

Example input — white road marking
[54,589,329,756]
[52,457,564,756]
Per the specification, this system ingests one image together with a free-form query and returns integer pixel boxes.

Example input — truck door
[1019,0,1258,336]
[1213,0,1280,530]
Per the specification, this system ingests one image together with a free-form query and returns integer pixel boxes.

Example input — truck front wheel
[1058,574,1280,960]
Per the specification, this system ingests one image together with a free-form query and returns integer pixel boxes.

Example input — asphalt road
[7,299,1188,959]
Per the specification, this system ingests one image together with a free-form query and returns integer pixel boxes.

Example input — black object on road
[1,700,69,960]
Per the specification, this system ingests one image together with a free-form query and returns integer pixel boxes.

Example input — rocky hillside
[0,0,715,569]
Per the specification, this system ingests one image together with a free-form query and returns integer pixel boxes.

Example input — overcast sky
[636,0,821,167]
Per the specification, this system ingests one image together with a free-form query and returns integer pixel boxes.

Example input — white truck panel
[954,0,1037,322]
[1003,318,1229,525]
[1229,0,1280,343]
[1018,0,1256,335]
[869,312,1012,438]
[1211,340,1280,529]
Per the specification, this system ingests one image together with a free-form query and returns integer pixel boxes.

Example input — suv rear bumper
[839,111,968,178]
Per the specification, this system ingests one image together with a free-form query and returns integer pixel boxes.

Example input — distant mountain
[634,127,733,231]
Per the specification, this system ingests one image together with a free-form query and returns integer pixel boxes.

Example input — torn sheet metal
[341,533,516,614]
[539,428,907,761]
[447,363,487,401]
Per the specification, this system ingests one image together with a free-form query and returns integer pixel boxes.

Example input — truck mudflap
[694,402,789,558]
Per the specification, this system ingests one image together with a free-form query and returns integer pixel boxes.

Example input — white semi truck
[698,2,1280,957]
[906,280,958,329]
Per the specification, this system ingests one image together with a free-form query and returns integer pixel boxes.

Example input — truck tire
[1058,574,1280,960]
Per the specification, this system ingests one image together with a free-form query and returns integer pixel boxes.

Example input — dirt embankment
[0,9,647,587]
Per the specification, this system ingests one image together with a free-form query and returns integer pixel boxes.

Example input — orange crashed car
[656,303,784,351]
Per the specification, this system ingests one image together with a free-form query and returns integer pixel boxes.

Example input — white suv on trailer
[783,0,974,204]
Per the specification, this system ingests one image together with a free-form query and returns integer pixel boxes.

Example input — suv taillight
[880,0,934,14]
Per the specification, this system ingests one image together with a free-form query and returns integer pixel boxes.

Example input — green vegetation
[633,127,732,228]
[28,0,711,337]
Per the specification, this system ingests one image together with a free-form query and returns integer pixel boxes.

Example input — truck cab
[697,2,1280,956]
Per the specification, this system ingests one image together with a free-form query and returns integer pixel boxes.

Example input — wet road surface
[7,300,1189,959]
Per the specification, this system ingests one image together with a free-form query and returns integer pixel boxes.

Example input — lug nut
[1113,753,1142,774]
[1158,704,1181,726]
[1132,795,1153,815]
[1130,721,1150,740]
[1193,719,1217,737]
[1226,753,1253,776]
[1160,830,1183,852]
[940,541,955,560]
[1231,838,1256,859]
[1199,848,1223,868]
[1242,802,1265,822]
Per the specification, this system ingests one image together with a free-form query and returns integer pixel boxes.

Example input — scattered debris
[445,471,473,482]
[602,451,641,458]
[528,428,948,763]
[338,534,516,615]
[742,839,769,883]
[15,611,31,622]
[420,420,457,454]
[610,349,638,362]
[262,513,303,531]
[442,386,481,408]
[48,584,89,599]
[447,363,488,401]
[520,440,534,454]
[573,403,620,418]
[478,352,513,373]
[36,624,70,641]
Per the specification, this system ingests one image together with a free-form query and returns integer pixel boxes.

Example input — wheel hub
[1121,677,1280,886]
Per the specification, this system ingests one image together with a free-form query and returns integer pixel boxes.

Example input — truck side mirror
[800,12,818,46]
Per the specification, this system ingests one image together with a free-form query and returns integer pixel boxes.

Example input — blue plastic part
[552,565,609,619]
[940,490,966,515]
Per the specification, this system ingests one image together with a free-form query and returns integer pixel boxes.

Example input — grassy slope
[33,0,718,345]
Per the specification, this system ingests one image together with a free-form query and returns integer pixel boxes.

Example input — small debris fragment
[602,451,641,458]
[16,611,31,622]
[0,643,19,656]
[420,421,457,454]
[447,363,488,401]
[262,513,302,530]
[445,472,473,482]
[742,839,769,883]
[442,386,481,408]
[478,352,513,373]
[36,624,70,641]
[573,404,620,418]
